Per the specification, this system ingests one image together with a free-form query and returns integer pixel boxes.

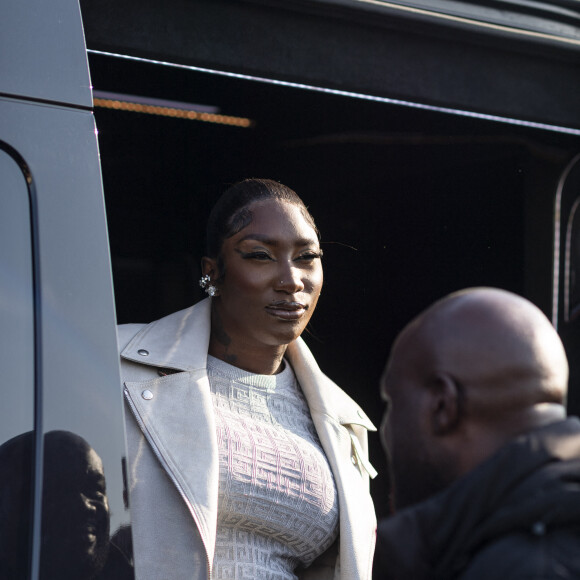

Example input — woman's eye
[296,252,322,261]
[243,251,272,261]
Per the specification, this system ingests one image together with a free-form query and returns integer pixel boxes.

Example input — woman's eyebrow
[237,233,318,246]
[238,233,277,245]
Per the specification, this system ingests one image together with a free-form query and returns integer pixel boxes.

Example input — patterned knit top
[207,355,340,580]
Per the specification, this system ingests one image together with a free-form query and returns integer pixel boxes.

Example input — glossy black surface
[1,1,133,578]
[0,150,35,443]
[0,103,134,580]
[367,0,580,38]
[0,148,35,577]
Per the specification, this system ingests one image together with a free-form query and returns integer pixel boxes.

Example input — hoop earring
[199,274,218,297]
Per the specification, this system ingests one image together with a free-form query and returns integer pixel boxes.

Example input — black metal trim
[0,140,43,580]
[0,92,93,112]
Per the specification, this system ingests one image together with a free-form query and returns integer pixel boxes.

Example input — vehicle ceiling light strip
[93,90,220,114]
[88,50,580,136]
[354,0,580,46]
[92,91,253,127]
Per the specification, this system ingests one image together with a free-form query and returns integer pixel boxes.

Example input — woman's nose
[276,263,305,293]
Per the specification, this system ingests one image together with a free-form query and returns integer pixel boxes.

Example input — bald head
[381,287,569,510]
[404,287,568,411]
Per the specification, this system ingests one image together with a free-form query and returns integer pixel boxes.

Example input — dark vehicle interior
[80,0,580,517]
[87,47,580,516]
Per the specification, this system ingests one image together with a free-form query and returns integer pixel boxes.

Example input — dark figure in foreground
[375,287,580,580]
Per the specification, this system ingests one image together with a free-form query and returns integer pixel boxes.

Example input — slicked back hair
[205,179,319,277]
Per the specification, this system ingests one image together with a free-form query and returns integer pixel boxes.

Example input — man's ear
[201,257,218,280]
[429,373,462,435]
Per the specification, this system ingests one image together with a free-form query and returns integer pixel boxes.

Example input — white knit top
[207,355,339,580]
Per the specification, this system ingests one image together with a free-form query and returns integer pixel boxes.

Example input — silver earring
[199,274,218,297]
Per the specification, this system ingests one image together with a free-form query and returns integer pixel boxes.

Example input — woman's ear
[201,257,218,280]
[429,373,462,435]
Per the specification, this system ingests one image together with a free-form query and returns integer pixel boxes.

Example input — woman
[118,179,377,580]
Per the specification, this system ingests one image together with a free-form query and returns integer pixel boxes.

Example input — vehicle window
[554,155,580,417]
[562,193,580,416]
[0,147,35,578]
[565,197,580,323]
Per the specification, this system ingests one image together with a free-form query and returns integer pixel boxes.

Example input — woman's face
[209,198,323,351]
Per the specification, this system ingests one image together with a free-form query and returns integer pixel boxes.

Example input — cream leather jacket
[118,298,377,580]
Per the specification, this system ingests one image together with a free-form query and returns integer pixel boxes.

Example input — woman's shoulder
[117,300,211,374]
[117,323,147,352]
[117,299,211,350]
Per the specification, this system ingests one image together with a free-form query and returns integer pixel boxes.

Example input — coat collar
[121,299,211,372]
[121,298,376,431]
[377,418,580,580]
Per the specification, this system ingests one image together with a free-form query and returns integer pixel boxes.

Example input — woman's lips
[265,301,307,320]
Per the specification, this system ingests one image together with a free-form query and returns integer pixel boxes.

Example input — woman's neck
[208,334,287,375]
[208,301,290,375]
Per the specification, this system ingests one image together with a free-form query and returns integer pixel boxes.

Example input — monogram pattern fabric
[207,356,339,579]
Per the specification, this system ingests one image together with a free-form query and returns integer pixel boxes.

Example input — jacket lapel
[287,337,376,432]
[124,371,219,557]
[121,298,211,371]
[121,299,219,559]
[288,338,377,579]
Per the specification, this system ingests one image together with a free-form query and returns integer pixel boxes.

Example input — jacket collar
[377,417,580,580]
[121,298,375,431]
[121,299,211,372]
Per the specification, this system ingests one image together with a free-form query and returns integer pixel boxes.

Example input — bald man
[374,288,580,580]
